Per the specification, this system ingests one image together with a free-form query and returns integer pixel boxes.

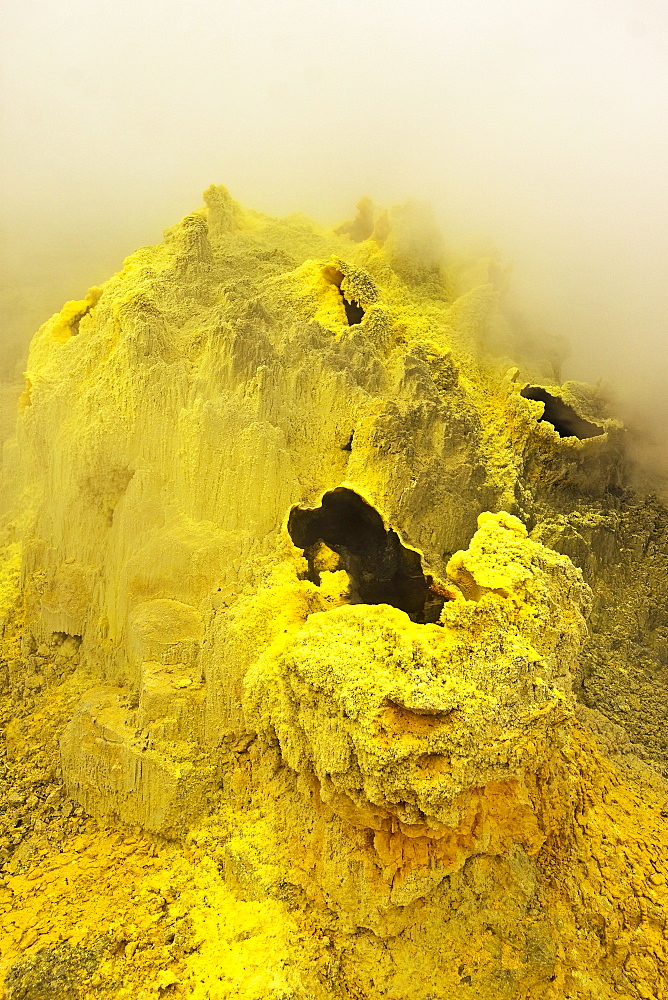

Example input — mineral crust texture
[0,187,667,999]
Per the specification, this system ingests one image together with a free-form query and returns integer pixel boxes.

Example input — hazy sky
[2,0,667,460]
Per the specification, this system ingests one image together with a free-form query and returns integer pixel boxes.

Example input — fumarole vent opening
[520,386,604,439]
[288,488,449,623]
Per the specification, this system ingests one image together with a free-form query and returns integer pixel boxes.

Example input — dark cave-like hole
[322,265,365,325]
[341,295,365,326]
[287,487,448,624]
[520,386,604,440]
[342,432,354,452]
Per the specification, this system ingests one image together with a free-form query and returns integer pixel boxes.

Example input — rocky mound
[0,187,666,999]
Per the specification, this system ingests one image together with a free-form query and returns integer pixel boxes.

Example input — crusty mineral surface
[0,187,667,999]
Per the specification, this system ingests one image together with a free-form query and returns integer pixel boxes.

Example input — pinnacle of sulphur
[1,186,667,999]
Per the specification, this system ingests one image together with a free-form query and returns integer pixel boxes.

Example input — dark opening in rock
[287,487,448,623]
[341,295,365,325]
[342,432,354,452]
[520,386,604,439]
[322,265,365,325]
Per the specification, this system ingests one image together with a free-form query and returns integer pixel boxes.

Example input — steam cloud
[2,0,667,473]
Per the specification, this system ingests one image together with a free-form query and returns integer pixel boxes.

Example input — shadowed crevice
[520,386,603,439]
[322,265,365,325]
[341,295,365,325]
[288,487,449,623]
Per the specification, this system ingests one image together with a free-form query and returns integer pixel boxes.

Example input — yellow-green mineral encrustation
[0,186,667,1000]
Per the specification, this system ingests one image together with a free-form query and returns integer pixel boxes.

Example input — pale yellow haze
[1,0,667,463]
